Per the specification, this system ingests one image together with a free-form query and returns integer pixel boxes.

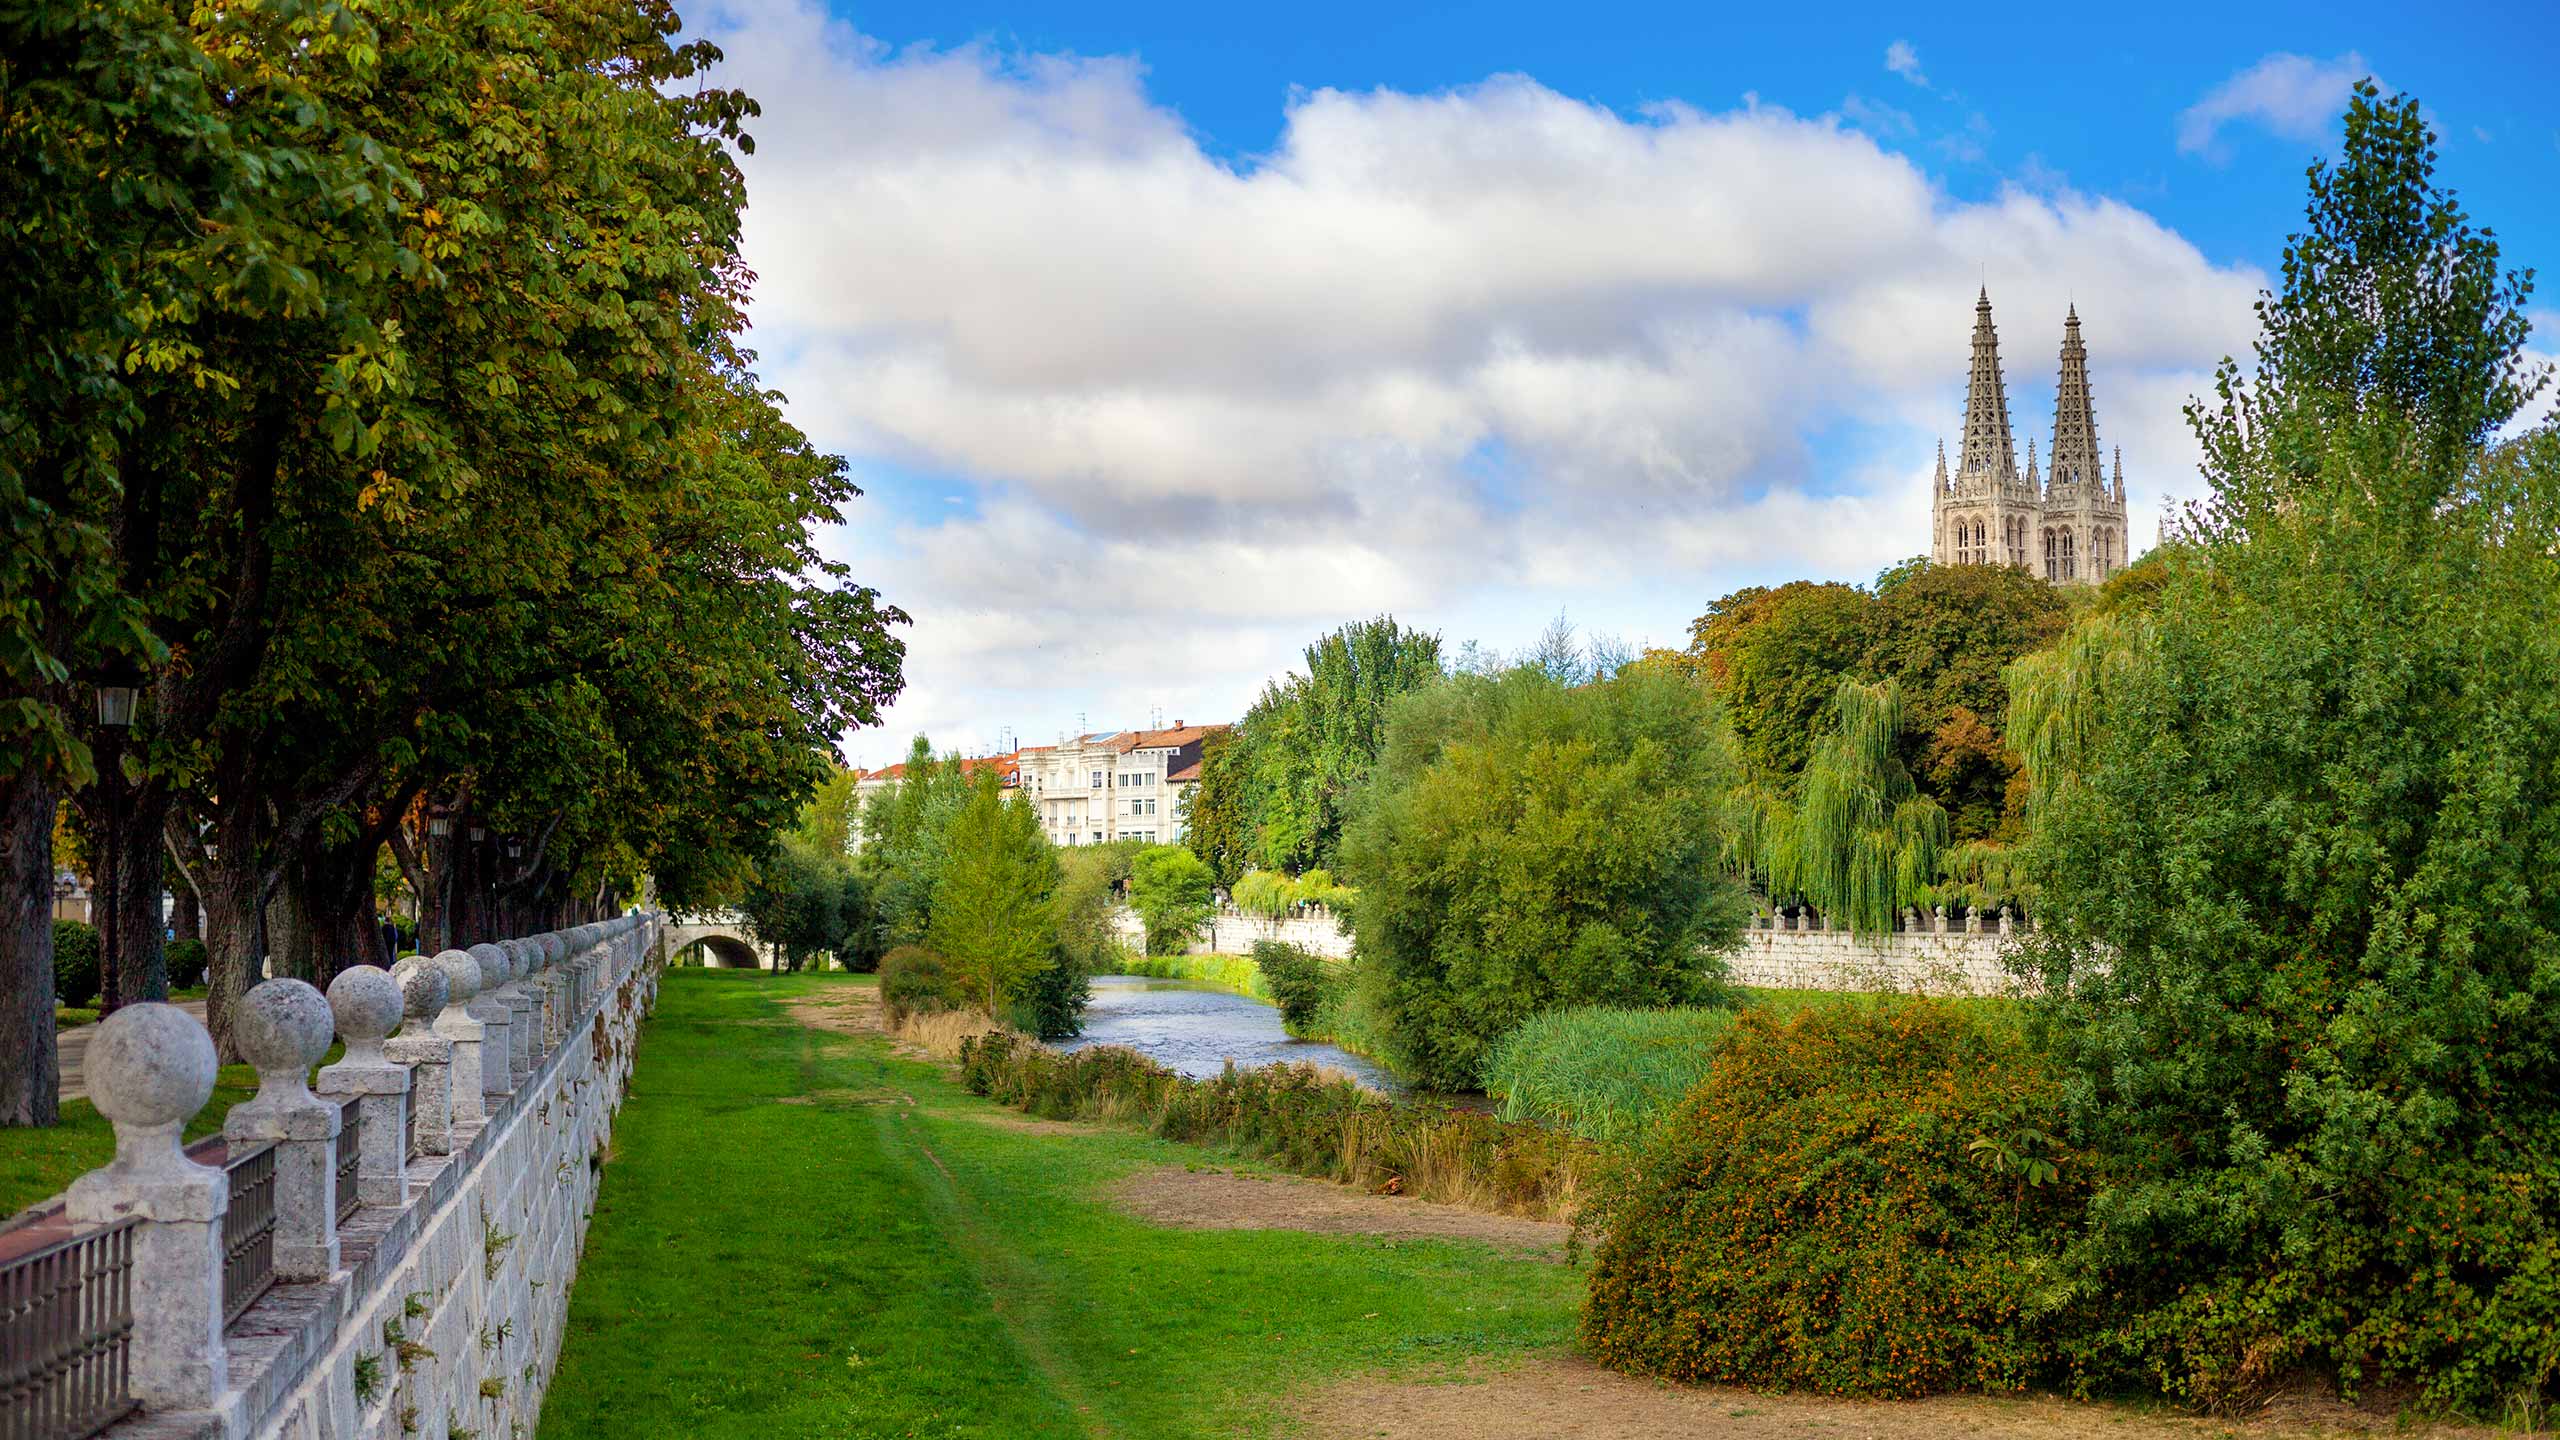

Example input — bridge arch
[660,913,770,970]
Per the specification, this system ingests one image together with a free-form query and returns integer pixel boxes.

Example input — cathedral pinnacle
[1957,288,2016,488]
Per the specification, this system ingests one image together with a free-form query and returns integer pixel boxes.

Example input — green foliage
[1705,582,1872,783]
[1183,617,1444,881]
[1340,664,1751,1091]
[1581,1002,2081,1397]
[738,836,871,973]
[1735,680,1949,936]
[1116,952,1269,999]
[51,921,99,1007]
[1051,844,1133,979]
[1482,1007,1742,1146]
[958,1030,1592,1220]
[877,946,950,1023]
[2013,85,2560,1412]
[1230,869,1297,920]
[1002,947,1092,1041]
[163,938,209,990]
[856,738,977,944]
[1126,845,1214,956]
[926,772,1060,1015]
[1250,942,1340,1037]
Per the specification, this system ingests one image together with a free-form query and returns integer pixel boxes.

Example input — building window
[2061,529,2076,581]
[1091,770,1103,788]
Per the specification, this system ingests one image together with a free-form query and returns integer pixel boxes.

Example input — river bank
[545,970,2458,1439]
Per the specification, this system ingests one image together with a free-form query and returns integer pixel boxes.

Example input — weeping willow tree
[2002,610,2156,823]
[1729,679,1948,937]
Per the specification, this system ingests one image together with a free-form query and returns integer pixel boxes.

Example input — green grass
[542,970,1580,1439]
[0,1068,259,1217]
[53,1007,98,1031]
[1114,950,1273,1001]
[1481,1006,1743,1144]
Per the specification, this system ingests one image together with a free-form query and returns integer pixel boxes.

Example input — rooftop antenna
[997,724,1016,754]
[1150,703,1164,731]
[1076,710,1087,736]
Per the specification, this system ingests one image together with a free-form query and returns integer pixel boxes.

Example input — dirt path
[1116,1164,1572,1257]
[1293,1356,2482,1440]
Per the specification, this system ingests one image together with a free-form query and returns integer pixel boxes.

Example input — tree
[1127,845,1214,955]
[927,771,1059,1015]
[1185,616,1444,880]
[1704,582,1872,784]
[1863,563,2068,838]
[2012,85,2560,1409]
[1341,665,1750,1090]
[1734,680,1948,936]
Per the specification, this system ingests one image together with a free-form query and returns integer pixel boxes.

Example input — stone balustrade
[14,913,665,1440]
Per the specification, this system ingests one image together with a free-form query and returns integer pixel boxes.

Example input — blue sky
[695,0,2560,767]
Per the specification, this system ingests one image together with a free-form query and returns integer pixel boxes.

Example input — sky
[686,0,2560,769]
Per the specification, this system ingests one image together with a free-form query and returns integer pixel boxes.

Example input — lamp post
[90,667,141,1013]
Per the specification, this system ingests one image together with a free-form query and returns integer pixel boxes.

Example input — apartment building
[847,751,1018,850]
[1016,723,1224,848]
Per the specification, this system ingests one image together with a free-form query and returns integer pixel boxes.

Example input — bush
[52,919,101,1007]
[1581,1000,2082,1397]
[878,945,951,1023]
[1341,664,1751,1090]
[1128,845,1213,955]
[1483,1006,1741,1146]
[1251,941,1339,1037]
[164,938,209,991]
[1004,946,1092,1041]
[957,1030,1592,1220]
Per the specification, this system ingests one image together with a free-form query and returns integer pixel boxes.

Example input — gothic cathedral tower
[1929,291,2130,585]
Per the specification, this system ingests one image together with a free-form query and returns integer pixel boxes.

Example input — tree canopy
[2012,83,2560,1410]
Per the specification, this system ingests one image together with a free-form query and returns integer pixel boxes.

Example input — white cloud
[2176,52,2373,159]
[1885,40,1928,88]
[698,1,2267,764]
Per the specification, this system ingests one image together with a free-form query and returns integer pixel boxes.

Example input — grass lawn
[541,970,1580,1440]
[0,1068,260,1217]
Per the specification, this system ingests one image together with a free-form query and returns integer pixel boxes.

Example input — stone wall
[1726,927,2015,995]
[46,916,664,1440]
[1111,903,1353,960]
[1110,904,2022,995]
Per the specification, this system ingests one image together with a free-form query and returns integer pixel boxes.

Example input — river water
[1058,975,1403,1093]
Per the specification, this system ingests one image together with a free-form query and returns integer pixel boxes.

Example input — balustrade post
[540,935,570,1047]
[387,957,454,1154]
[496,941,540,1080]
[65,1005,228,1412]
[453,945,505,1107]
[316,968,411,1208]
[225,978,341,1279]
[471,942,519,1086]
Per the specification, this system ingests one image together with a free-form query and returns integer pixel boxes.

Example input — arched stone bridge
[658,911,770,969]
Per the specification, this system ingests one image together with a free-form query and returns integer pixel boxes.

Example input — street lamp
[428,815,452,838]
[506,837,523,860]
[95,683,137,728]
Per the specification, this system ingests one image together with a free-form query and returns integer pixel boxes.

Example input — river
[1058,975,1403,1093]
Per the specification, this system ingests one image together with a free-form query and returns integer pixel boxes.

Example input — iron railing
[0,1219,137,1440]
[335,1099,362,1224]
[220,1143,277,1326]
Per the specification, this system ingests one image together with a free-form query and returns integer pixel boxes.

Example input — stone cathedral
[1930,289,2128,585]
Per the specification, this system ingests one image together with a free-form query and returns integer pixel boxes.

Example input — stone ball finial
[542,934,566,967]
[238,977,336,1080]
[469,942,509,991]
[324,967,402,1064]
[389,955,449,1031]
[88,1002,218,1130]
[434,949,484,1007]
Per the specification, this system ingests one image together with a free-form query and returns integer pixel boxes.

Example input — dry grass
[891,1007,1020,1060]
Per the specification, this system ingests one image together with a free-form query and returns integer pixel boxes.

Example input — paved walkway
[57,999,208,1103]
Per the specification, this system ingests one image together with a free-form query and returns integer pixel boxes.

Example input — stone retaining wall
[62,917,663,1440]
[1111,904,1353,960]
[1726,927,2016,995]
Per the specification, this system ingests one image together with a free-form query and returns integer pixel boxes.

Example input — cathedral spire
[2024,436,2039,493]
[2049,303,2102,497]
[1934,438,1948,492]
[2112,445,2124,501]
[1956,288,2018,488]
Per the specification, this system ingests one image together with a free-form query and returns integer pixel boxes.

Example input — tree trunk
[199,830,265,1064]
[294,829,380,984]
[170,878,200,944]
[0,765,62,1126]
[108,783,169,1009]
[266,885,313,981]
